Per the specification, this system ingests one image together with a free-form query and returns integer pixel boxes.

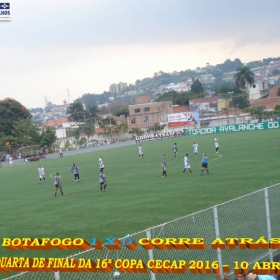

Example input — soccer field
[0,129,279,279]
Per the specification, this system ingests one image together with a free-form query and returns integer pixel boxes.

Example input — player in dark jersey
[172,143,178,159]
[71,163,80,182]
[54,172,65,197]
[200,153,209,175]
[99,171,107,193]
[161,155,167,178]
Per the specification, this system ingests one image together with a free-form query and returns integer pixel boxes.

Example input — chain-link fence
[0,144,23,156]
[3,183,280,280]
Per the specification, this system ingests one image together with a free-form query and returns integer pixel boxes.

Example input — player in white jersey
[214,136,219,153]
[138,144,144,158]
[192,142,198,157]
[59,148,63,158]
[54,172,65,197]
[99,156,105,172]
[99,171,107,193]
[38,165,46,183]
[183,154,192,174]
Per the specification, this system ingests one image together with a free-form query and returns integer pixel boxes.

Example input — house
[127,95,173,130]
[250,85,280,111]
[249,79,269,101]
[189,98,229,113]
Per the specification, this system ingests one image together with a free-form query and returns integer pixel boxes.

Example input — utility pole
[67,89,71,104]
[227,92,234,125]
[107,104,112,140]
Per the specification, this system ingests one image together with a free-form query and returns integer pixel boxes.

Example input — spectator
[216,270,246,280]
[247,273,276,280]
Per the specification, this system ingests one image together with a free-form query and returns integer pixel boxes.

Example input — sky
[0,0,280,109]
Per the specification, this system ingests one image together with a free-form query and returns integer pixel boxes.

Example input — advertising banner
[184,121,280,135]
[168,111,200,127]
[135,131,181,143]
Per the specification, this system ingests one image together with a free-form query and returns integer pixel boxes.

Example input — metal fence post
[264,188,273,262]
[213,206,223,277]
[146,229,156,280]
[54,271,60,280]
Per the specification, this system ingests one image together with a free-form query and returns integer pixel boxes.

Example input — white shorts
[39,175,44,178]
[184,163,191,169]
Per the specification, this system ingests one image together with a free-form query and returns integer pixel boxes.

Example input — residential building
[249,79,269,101]
[189,98,229,113]
[250,85,280,111]
[127,95,173,130]
[109,82,128,94]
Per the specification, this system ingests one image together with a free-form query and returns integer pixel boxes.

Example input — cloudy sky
[0,0,280,108]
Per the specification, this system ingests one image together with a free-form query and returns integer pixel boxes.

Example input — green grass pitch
[0,129,279,279]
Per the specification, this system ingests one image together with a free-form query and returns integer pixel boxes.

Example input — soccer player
[38,165,46,183]
[59,148,63,157]
[214,136,219,153]
[172,143,178,159]
[161,155,167,178]
[183,154,192,174]
[192,142,199,157]
[99,156,105,172]
[99,170,107,193]
[200,152,209,175]
[54,172,65,197]
[138,144,144,158]
[71,163,80,182]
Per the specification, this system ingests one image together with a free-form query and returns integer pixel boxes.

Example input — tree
[12,118,40,146]
[86,105,99,122]
[191,79,204,94]
[278,87,280,96]
[234,66,255,92]
[129,128,145,136]
[40,127,56,147]
[243,106,265,121]
[116,122,128,139]
[0,98,31,135]
[80,123,95,142]
[113,107,129,117]
[72,128,81,140]
[67,102,85,121]
[98,116,117,127]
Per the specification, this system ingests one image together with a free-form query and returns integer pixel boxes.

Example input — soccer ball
[113,271,121,279]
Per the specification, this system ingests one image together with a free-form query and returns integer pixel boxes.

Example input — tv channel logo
[0,2,12,20]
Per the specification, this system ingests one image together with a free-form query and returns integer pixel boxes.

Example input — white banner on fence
[135,131,181,143]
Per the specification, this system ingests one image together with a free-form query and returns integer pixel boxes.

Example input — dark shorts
[202,163,208,168]
[55,184,61,188]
